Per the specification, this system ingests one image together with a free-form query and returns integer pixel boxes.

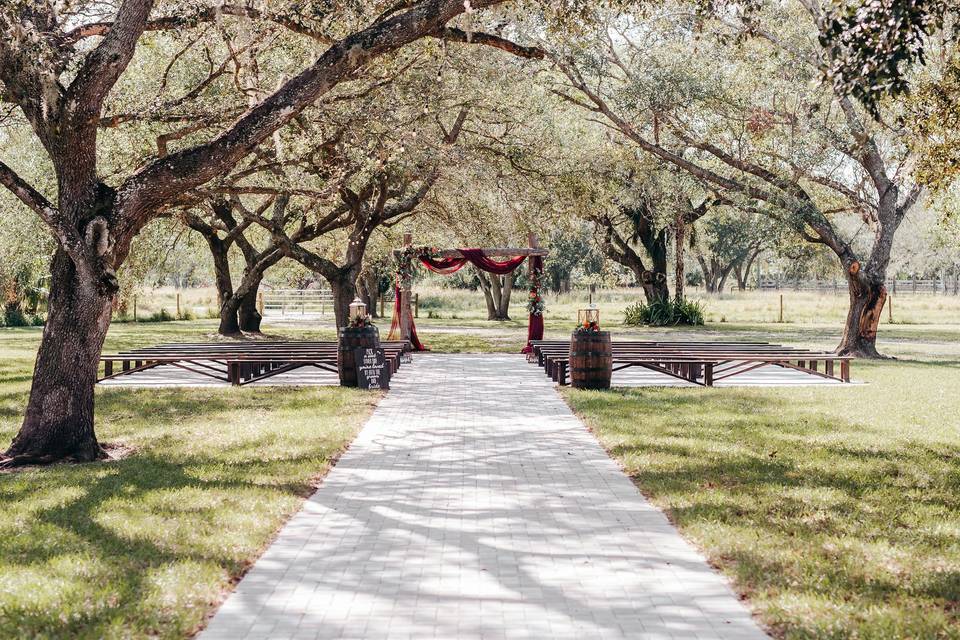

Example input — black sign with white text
[354,347,390,390]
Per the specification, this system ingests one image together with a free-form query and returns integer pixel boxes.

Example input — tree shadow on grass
[0,386,359,639]
[572,387,960,635]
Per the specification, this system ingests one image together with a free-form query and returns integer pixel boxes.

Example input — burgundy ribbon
[387,284,426,351]
[419,249,527,276]
[419,255,468,274]
[522,255,545,353]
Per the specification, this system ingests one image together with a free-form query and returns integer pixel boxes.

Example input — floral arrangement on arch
[526,267,545,316]
[395,245,439,288]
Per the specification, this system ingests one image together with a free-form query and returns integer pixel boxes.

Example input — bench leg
[841,360,850,383]
[704,363,714,387]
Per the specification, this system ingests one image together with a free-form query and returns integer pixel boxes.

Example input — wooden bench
[99,341,410,386]
[528,340,852,386]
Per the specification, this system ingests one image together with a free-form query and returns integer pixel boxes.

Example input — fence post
[300,290,305,316]
[888,295,893,324]
[257,292,264,314]
[379,294,385,318]
[176,293,181,318]
[414,293,419,318]
[133,295,138,322]
[779,294,784,323]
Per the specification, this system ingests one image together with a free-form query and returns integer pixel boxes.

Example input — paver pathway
[202,354,769,640]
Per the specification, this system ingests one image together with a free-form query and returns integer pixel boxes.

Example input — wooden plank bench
[529,340,852,386]
[99,340,410,386]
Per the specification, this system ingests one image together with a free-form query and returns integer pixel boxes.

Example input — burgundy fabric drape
[418,250,527,276]
[419,255,468,275]
[458,248,527,274]
[387,284,426,351]
[392,249,534,352]
[522,255,545,354]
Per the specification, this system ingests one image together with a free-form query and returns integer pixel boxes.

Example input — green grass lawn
[0,324,377,639]
[564,336,960,638]
[2,310,960,638]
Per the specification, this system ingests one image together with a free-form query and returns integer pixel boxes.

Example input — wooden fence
[261,289,335,317]
[756,278,960,295]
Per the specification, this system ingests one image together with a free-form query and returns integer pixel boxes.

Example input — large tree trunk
[675,222,686,301]
[207,240,243,336]
[837,271,887,358]
[476,271,512,320]
[359,271,380,318]
[329,275,358,329]
[499,273,513,320]
[219,295,243,335]
[4,251,111,465]
[477,271,498,320]
[641,271,670,302]
[237,276,263,333]
[733,264,748,291]
[718,269,731,294]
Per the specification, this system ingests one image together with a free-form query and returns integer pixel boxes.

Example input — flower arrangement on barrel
[348,314,373,329]
[347,297,375,329]
[574,306,602,334]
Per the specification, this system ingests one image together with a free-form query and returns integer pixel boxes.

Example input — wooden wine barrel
[569,331,612,389]
[338,325,381,387]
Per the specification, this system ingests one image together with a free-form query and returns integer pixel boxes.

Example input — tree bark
[4,251,112,464]
[675,222,686,301]
[499,273,513,320]
[237,278,263,333]
[837,270,887,357]
[476,270,512,320]
[597,216,670,303]
[477,271,498,320]
[329,274,358,329]
[205,238,242,335]
[359,271,380,318]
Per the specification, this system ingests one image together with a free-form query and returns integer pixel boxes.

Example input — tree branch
[437,28,545,60]
[114,0,506,233]
[65,5,336,45]
[68,0,155,112]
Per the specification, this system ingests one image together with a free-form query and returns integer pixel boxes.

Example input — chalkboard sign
[354,347,390,390]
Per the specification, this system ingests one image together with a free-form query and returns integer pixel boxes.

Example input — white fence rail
[261,289,335,316]
[756,278,960,295]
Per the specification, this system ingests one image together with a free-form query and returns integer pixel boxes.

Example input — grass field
[1,288,959,638]
[0,325,377,639]
[560,327,960,638]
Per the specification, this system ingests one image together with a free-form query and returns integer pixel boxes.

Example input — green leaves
[819,0,950,115]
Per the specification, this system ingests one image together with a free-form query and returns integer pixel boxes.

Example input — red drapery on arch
[389,249,535,351]
[522,255,545,354]
[418,249,527,276]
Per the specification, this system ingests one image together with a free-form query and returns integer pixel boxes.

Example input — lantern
[578,305,600,328]
[349,297,368,324]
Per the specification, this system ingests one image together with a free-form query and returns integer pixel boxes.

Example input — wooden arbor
[393,232,549,344]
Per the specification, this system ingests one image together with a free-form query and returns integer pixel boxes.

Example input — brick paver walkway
[201,354,769,639]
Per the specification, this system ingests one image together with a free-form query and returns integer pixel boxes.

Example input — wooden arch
[393,232,549,343]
